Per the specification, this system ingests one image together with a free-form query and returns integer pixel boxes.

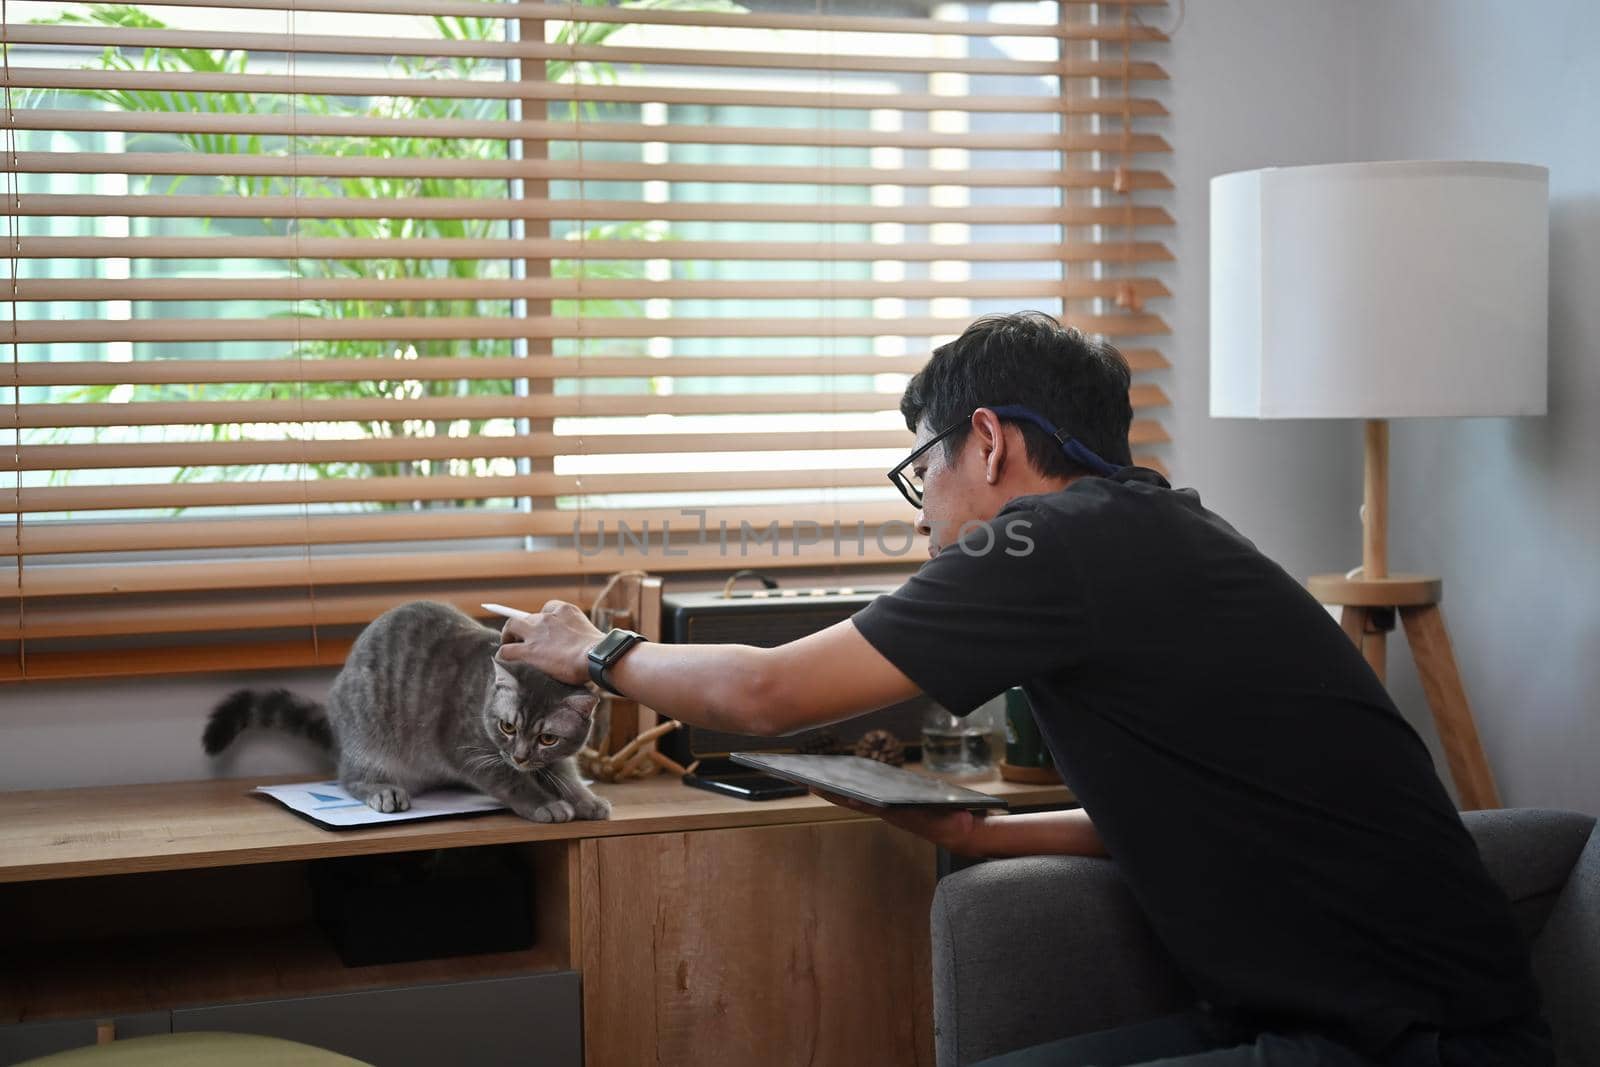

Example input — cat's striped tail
[203,689,335,755]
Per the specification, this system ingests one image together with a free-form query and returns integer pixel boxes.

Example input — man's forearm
[964,808,1107,859]
[595,619,921,738]
[606,641,784,736]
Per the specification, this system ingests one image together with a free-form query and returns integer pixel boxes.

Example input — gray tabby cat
[204,600,610,823]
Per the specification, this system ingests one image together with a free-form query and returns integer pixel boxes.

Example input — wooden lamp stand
[1306,420,1502,810]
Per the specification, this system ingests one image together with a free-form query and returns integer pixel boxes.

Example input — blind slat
[14,420,1171,478]
[11,558,925,639]
[8,468,900,513]
[16,537,939,598]
[17,313,1170,345]
[11,386,1170,430]
[80,0,1168,36]
[15,349,1172,384]
[0,639,360,681]
[13,432,910,472]
[17,193,1176,228]
[8,588,583,642]
[12,348,1169,382]
[9,67,1170,116]
[13,26,1170,80]
[1116,348,1171,372]
[6,503,923,556]
[16,153,1174,190]
[14,355,936,386]
[17,236,1175,261]
[16,195,1177,228]
[16,276,1174,305]
[20,349,1171,388]
[20,109,1172,155]
[13,394,897,430]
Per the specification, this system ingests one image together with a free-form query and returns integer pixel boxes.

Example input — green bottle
[1003,687,1051,769]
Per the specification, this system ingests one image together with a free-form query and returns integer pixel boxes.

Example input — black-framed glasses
[887,420,963,509]
[886,404,1120,509]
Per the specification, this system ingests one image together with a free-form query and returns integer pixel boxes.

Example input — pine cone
[853,729,906,767]
[797,730,841,756]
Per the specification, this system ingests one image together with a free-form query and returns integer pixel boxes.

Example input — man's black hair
[900,311,1134,478]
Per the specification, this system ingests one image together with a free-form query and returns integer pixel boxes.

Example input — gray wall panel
[172,973,580,1067]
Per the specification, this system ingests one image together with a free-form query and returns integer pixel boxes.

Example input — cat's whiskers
[535,765,571,799]
[458,747,506,776]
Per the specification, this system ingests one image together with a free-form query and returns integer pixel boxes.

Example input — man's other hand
[810,788,986,856]
[497,599,602,685]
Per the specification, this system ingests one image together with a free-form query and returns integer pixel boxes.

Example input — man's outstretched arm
[496,600,921,737]
[498,600,1106,858]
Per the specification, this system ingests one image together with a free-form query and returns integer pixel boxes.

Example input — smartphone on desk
[682,770,808,802]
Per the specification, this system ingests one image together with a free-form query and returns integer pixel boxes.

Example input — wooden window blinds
[2,0,1172,680]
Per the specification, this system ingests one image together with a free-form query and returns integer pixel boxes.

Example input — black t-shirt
[851,467,1539,1053]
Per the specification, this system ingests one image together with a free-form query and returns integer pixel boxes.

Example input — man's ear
[969,408,1008,485]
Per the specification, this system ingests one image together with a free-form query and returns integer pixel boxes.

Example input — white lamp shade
[1209,161,1548,419]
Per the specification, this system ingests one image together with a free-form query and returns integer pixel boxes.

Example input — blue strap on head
[988,404,1122,478]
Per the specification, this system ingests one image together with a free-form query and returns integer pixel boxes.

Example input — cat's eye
[498,721,516,736]
[537,733,559,747]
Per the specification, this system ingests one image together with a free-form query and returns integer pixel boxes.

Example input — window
[3,0,1172,679]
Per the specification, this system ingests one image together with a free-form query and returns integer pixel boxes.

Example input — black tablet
[729,753,1009,810]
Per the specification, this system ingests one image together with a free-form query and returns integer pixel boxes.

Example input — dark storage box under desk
[309,846,533,967]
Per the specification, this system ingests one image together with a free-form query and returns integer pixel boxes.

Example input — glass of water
[920,699,1004,774]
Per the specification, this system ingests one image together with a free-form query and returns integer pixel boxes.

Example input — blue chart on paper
[253,780,509,831]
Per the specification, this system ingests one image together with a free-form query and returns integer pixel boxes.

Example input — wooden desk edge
[0,773,1075,884]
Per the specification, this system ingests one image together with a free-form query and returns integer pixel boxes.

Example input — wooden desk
[0,771,1072,1066]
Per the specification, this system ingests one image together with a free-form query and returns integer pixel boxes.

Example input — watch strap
[587,628,646,696]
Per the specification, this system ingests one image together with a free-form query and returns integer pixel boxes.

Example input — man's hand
[496,600,602,685]
[812,789,1108,860]
[811,789,987,856]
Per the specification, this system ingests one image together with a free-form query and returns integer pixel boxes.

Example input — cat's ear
[566,689,601,721]
[492,659,519,688]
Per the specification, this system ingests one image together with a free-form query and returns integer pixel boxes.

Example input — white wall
[1159,0,1366,580]
[1348,0,1600,813]
[2,668,341,789]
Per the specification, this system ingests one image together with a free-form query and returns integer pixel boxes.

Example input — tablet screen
[730,753,1009,809]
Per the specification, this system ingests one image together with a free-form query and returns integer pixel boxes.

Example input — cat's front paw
[525,799,574,824]
[363,786,410,813]
[572,794,612,821]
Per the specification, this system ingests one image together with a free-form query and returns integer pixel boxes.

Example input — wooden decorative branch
[579,717,685,783]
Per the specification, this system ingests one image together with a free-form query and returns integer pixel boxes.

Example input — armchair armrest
[931,855,1191,1067]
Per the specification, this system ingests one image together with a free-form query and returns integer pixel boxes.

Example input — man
[498,312,1550,1066]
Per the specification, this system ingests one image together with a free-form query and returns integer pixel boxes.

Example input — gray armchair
[931,808,1599,1067]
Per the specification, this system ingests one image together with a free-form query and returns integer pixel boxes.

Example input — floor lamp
[1209,161,1549,811]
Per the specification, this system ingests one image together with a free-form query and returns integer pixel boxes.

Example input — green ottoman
[17,1031,371,1066]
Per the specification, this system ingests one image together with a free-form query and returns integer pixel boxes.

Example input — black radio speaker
[650,586,937,769]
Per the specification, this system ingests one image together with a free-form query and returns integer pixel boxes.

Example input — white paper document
[254,780,508,831]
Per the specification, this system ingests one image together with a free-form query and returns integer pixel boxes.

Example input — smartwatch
[587,628,647,696]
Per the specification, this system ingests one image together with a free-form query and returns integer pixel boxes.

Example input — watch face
[591,629,635,662]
